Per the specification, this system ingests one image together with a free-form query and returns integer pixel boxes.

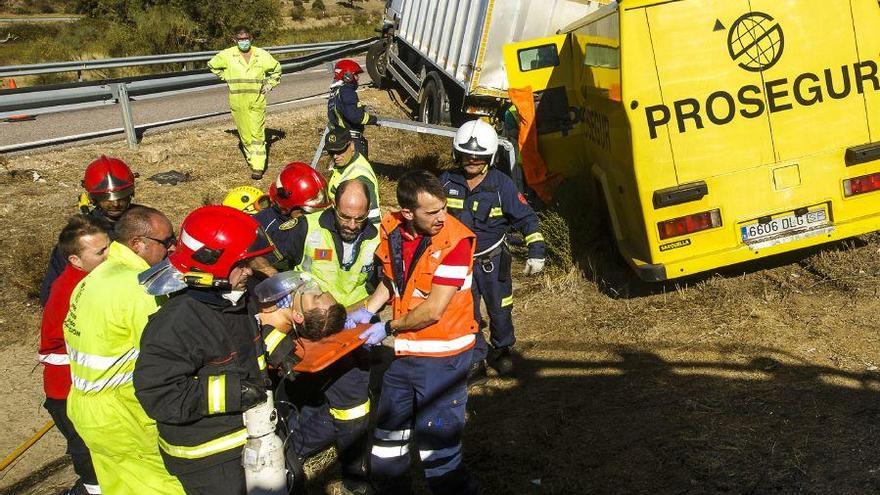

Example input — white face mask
[222,289,246,305]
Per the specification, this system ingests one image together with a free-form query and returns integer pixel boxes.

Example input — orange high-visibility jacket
[376,213,478,357]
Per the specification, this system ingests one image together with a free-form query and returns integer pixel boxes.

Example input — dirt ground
[3,88,880,494]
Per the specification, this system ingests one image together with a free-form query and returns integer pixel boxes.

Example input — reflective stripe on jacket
[375,213,478,357]
[208,46,281,103]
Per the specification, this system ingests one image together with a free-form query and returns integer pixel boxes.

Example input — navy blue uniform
[253,206,305,271]
[328,81,377,157]
[440,169,545,361]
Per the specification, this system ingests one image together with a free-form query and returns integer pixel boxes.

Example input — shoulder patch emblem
[518,193,528,205]
[279,218,299,230]
[315,248,333,261]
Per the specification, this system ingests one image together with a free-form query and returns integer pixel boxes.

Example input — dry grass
[5,88,880,493]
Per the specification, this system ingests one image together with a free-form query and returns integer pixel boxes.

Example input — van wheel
[418,73,450,125]
[365,40,391,89]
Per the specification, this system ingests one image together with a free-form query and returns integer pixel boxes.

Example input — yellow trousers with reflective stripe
[230,96,267,172]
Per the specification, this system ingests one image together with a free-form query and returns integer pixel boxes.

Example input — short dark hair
[116,206,166,244]
[300,303,347,341]
[335,178,369,205]
[233,25,250,36]
[396,169,445,210]
[58,215,111,259]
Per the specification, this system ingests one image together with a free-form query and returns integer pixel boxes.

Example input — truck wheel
[418,73,451,125]
[365,40,390,89]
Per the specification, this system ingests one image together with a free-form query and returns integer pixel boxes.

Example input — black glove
[240,379,268,410]
[367,114,378,125]
[277,353,301,382]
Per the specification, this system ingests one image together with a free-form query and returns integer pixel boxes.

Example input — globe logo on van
[727,12,784,72]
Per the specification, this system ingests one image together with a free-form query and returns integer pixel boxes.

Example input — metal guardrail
[0,38,377,150]
[0,40,359,78]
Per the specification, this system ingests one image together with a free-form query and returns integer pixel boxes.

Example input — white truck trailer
[366,0,604,125]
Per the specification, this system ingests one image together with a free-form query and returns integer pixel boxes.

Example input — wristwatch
[385,319,397,336]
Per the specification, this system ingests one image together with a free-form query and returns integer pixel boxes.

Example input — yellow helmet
[222,185,269,215]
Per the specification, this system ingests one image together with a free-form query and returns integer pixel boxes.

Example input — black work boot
[251,169,265,180]
[489,347,515,377]
[467,360,489,388]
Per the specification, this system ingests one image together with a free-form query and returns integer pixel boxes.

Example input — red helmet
[333,59,364,83]
[169,205,274,281]
[82,156,135,201]
[268,162,331,215]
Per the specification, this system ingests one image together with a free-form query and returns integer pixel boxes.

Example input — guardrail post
[77,70,82,82]
[113,83,139,150]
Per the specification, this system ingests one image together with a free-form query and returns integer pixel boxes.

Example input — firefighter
[439,120,545,382]
[324,126,381,225]
[348,170,479,494]
[39,215,111,495]
[208,25,281,180]
[328,59,377,157]
[222,185,269,215]
[133,205,346,494]
[269,179,379,494]
[40,156,137,305]
[254,161,332,273]
[64,206,184,494]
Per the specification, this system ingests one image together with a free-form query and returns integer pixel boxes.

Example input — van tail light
[843,172,880,197]
[658,209,722,240]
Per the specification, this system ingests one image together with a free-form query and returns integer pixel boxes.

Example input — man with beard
[271,179,379,494]
[40,156,139,305]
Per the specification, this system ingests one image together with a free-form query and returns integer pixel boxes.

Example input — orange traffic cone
[7,78,16,89]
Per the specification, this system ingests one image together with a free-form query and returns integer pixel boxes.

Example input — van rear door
[503,34,587,178]
[851,0,880,141]
[750,0,871,163]
[645,0,775,184]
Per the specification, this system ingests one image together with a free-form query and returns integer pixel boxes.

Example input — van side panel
[645,0,775,184]
[851,0,880,141]
[752,0,870,163]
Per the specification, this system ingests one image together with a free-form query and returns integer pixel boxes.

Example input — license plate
[740,209,828,243]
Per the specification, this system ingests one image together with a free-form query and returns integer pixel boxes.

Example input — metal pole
[310,126,330,169]
[115,83,138,150]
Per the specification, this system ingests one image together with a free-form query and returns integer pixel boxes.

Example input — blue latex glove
[345,307,375,329]
[359,321,387,346]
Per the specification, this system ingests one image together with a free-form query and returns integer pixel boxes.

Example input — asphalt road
[0,63,367,152]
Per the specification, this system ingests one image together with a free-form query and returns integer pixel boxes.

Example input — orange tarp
[508,86,562,204]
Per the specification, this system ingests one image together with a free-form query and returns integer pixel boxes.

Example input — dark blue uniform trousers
[285,353,371,481]
[471,248,515,363]
[370,349,477,495]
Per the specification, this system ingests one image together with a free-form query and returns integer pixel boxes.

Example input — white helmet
[453,119,499,164]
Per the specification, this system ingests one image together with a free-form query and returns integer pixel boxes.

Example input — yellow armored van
[505,0,880,281]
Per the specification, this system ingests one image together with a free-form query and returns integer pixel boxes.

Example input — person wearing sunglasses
[64,206,184,494]
[324,126,381,225]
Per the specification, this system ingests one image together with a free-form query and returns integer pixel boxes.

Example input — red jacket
[39,264,85,399]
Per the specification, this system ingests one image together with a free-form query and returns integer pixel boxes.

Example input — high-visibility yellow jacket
[208,46,281,107]
[65,241,181,493]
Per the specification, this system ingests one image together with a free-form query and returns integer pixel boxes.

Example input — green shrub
[311,0,325,13]
[291,5,306,21]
